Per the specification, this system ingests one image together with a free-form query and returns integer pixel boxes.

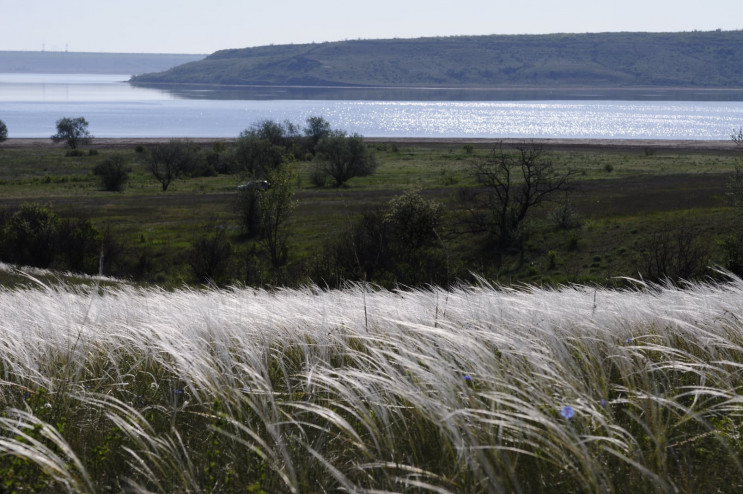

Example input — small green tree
[93,154,129,191]
[384,189,443,252]
[232,134,286,179]
[314,131,377,187]
[303,116,331,151]
[51,117,92,149]
[146,140,198,191]
[257,163,297,270]
[0,119,7,142]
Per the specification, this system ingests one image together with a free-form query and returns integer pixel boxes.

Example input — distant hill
[0,51,206,75]
[130,31,743,88]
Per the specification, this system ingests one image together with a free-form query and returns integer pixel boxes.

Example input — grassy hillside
[130,31,743,88]
[0,51,205,75]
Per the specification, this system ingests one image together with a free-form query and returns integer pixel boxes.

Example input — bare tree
[146,140,198,191]
[469,142,574,252]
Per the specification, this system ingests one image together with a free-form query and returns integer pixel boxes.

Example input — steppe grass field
[1,269,743,492]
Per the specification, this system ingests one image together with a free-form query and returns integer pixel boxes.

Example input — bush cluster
[0,203,102,274]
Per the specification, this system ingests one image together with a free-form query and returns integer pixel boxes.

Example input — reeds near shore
[1,275,743,492]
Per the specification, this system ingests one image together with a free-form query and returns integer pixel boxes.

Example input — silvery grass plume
[0,275,742,492]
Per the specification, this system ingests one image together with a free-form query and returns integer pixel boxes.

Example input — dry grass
[1,270,742,492]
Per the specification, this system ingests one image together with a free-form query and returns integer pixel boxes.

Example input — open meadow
[1,270,743,492]
[0,137,739,287]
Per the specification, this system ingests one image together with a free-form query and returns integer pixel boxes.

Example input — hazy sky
[1,0,740,54]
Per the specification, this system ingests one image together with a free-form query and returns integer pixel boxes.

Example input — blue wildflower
[560,406,575,420]
[463,375,472,382]
[625,337,632,344]
[23,392,30,400]
[600,399,607,407]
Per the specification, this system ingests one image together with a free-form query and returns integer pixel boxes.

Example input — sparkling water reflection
[1,74,742,139]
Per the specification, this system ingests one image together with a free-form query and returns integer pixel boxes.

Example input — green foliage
[257,163,297,270]
[314,131,378,187]
[384,188,443,252]
[0,119,7,142]
[549,198,581,230]
[303,116,331,150]
[188,224,234,285]
[146,139,200,191]
[311,189,449,287]
[0,203,102,273]
[51,117,92,150]
[93,154,129,191]
[131,31,743,88]
[232,133,286,179]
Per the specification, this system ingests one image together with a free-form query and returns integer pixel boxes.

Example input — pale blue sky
[1,0,740,54]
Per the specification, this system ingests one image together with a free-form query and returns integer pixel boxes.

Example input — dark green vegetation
[131,30,743,88]
[51,117,93,151]
[0,131,741,288]
[0,51,205,75]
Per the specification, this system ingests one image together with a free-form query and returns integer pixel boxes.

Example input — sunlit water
[1,73,742,139]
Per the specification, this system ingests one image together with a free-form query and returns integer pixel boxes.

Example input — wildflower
[23,392,30,400]
[625,337,632,344]
[175,389,183,395]
[463,375,472,382]
[600,399,607,407]
[240,385,251,394]
[560,406,575,420]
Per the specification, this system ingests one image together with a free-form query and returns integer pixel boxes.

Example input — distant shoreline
[2,137,736,153]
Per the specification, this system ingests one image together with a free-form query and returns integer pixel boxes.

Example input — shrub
[0,203,101,273]
[549,199,581,230]
[93,155,129,191]
[640,222,710,282]
[188,225,234,285]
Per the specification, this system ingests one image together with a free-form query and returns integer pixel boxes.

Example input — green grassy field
[0,139,739,287]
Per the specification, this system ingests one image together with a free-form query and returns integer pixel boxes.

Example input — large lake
[2,73,743,140]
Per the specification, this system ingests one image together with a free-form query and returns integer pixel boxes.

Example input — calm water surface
[2,73,742,140]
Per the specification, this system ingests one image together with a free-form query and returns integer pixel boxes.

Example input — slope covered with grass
[1,275,743,492]
[130,31,743,88]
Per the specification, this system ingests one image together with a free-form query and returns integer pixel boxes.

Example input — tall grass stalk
[1,275,743,491]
